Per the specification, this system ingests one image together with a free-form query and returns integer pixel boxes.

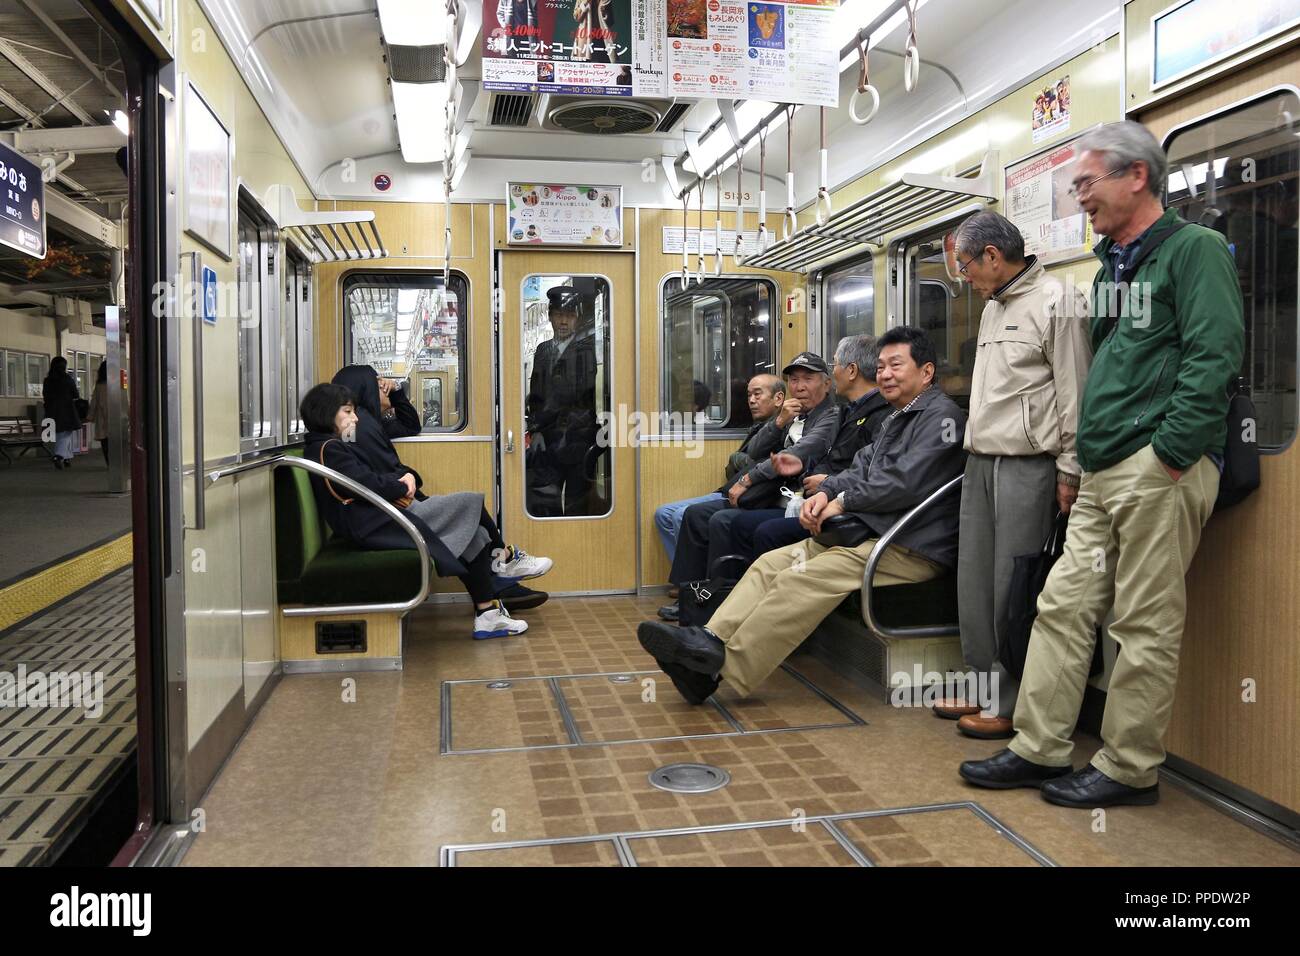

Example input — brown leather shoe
[957,714,1014,739]
[932,698,981,720]
[667,586,679,599]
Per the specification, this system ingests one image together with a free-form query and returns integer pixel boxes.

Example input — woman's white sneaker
[473,602,528,640]
[490,545,553,580]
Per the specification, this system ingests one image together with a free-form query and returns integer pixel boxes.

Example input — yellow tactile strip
[0,569,135,867]
[0,535,132,632]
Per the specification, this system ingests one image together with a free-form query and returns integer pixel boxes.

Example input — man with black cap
[526,285,600,516]
[666,350,839,595]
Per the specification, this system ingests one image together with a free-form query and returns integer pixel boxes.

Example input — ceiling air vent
[386,44,446,83]
[489,92,536,127]
[548,99,662,135]
[656,102,690,133]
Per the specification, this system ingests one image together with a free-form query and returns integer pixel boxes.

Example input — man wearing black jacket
[725,334,890,564]
[667,353,838,590]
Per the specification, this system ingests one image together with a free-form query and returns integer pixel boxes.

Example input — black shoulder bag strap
[1098,217,1190,340]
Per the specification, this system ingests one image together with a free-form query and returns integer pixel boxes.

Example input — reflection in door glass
[823,257,874,351]
[522,275,612,518]
[908,231,981,403]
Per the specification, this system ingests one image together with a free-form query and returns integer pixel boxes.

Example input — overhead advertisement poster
[507,182,624,245]
[0,142,46,260]
[1004,137,1095,266]
[661,0,840,106]
[483,0,648,95]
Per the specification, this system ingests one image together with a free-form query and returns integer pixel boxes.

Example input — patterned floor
[179,595,1300,867]
[0,570,135,866]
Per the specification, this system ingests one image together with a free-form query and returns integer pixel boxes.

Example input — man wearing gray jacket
[939,211,1092,739]
[640,327,967,704]
[667,353,839,588]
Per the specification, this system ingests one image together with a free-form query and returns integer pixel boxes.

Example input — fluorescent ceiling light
[391,81,450,163]
[377,0,447,46]
[396,288,419,314]
[833,286,873,303]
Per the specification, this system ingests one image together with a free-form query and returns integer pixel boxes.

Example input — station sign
[0,141,46,259]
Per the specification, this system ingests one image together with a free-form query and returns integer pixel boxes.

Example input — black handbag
[1214,376,1260,512]
[74,398,90,422]
[813,513,875,549]
[678,554,749,627]
[998,513,1067,681]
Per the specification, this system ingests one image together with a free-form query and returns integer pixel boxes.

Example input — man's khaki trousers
[1008,444,1218,787]
[708,536,943,697]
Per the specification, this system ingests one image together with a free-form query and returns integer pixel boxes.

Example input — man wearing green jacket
[959,121,1244,808]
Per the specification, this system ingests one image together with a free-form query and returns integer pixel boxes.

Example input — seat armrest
[860,474,963,639]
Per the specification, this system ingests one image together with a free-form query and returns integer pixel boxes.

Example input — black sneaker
[494,581,549,612]
[655,658,720,705]
[656,604,679,622]
[637,620,725,675]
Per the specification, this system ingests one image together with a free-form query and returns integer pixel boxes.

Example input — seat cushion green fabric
[834,573,959,629]
[298,537,423,604]
[274,450,327,604]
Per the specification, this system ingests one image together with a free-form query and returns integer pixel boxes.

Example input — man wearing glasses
[936,210,1090,740]
[958,121,1244,808]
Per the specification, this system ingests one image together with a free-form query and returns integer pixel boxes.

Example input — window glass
[284,254,310,436]
[523,275,612,518]
[343,272,468,433]
[823,257,875,353]
[905,229,981,403]
[237,215,266,441]
[1166,89,1299,450]
[295,258,314,435]
[661,277,775,429]
[26,354,44,398]
[5,351,22,397]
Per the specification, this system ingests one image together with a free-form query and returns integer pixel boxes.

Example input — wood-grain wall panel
[639,441,738,588]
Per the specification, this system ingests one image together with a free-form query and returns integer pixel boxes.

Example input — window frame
[340,267,472,437]
[236,187,282,456]
[817,252,877,359]
[656,272,781,437]
[283,244,314,440]
[519,271,615,521]
[0,348,51,399]
[1162,84,1300,455]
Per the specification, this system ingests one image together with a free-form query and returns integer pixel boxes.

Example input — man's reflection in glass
[526,285,599,516]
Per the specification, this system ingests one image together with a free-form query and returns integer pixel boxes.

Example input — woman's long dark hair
[47,356,68,381]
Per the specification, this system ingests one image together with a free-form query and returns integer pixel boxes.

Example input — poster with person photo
[483,0,642,96]
[1031,75,1071,144]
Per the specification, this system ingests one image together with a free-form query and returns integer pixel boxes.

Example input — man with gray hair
[960,120,1244,808]
[937,209,1091,740]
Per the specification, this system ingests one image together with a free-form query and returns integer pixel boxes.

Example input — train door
[497,251,636,593]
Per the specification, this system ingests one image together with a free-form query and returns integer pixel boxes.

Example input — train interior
[0,0,1296,873]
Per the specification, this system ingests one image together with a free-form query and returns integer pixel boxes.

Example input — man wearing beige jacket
[938,211,1091,738]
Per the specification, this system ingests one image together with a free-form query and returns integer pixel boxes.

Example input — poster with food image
[507,182,624,245]
[1004,137,1095,265]
[484,0,653,95]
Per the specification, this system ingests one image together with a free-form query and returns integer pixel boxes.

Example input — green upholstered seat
[273,449,422,606]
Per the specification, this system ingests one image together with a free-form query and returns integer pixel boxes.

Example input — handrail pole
[206,455,433,616]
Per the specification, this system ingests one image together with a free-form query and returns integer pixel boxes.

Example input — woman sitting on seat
[330,364,550,610]
[301,383,551,639]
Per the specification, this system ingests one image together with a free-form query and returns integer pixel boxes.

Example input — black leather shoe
[655,658,720,705]
[637,621,724,675]
[1040,765,1159,808]
[657,604,679,622]
[495,582,548,612]
[959,748,1074,790]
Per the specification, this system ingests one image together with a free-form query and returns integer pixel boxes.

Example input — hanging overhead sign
[507,182,623,245]
[0,142,46,260]
[654,0,840,106]
[483,0,647,96]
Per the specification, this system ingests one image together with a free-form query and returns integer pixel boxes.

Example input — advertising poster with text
[484,0,646,95]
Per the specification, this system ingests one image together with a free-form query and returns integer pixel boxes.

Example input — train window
[64,349,97,396]
[283,250,312,437]
[342,271,468,433]
[237,198,280,450]
[1165,88,1300,451]
[821,257,875,356]
[522,274,612,518]
[661,276,776,429]
[901,227,981,403]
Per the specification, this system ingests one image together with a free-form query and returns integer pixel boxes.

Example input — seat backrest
[273,449,329,602]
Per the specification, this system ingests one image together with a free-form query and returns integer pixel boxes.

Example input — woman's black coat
[303,429,463,576]
[331,365,425,491]
[42,373,81,432]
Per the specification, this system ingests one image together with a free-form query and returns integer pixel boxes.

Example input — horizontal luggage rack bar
[740,151,1000,273]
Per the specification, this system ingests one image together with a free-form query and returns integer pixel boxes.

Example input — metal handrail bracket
[205,454,432,617]
[860,474,963,639]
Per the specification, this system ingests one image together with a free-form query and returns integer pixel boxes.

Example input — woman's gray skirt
[406,491,490,561]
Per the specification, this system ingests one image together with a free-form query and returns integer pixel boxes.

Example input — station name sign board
[0,141,46,259]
